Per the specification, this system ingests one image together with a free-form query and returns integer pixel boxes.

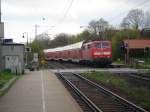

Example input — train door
[82,44,91,61]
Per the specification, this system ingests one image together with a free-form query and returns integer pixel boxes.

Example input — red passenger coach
[44,40,112,66]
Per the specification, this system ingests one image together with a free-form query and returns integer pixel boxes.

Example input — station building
[0,0,25,74]
[0,0,4,72]
[123,39,150,60]
[1,42,25,74]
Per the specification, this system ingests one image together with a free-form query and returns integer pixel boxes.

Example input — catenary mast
[0,0,1,22]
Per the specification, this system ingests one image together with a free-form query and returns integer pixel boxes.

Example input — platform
[0,70,83,112]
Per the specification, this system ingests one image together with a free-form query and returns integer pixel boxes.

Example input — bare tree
[89,20,97,35]
[121,17,130,29]
[121,9,144,29]
[89,18,110,39]
[143,11,150,28]
[97,18,109,38]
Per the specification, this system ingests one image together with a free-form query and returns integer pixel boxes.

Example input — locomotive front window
[102,43,110,48]
[87,45,91,49]
[96,43,110,48]
[96,43,101,48]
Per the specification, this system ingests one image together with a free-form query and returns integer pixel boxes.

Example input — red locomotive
[44,40,112,65]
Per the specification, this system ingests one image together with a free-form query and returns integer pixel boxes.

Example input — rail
[57,72,147,112]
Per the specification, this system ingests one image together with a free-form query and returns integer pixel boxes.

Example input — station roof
[123,39,150,49]
[44,41,84,53]
[2,43,24,46]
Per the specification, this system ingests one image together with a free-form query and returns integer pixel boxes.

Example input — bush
[112,29,140,61]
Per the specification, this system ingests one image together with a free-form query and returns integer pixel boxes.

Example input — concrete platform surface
[0,70,83,112]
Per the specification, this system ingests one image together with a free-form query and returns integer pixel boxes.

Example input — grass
[81,72,150,110]
[113,59,125,64]
[0,71,15,89]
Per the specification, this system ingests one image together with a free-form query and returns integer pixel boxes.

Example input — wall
[1,44,25,74]
[0,40,2,71]
[0,23,4,38]
[0,0,4,72]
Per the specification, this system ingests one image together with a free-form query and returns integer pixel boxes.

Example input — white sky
[1,0,150,43]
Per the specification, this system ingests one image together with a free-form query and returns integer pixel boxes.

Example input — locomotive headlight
[94,52,102,55]
[103,52,111,55]
[94,52,110,55]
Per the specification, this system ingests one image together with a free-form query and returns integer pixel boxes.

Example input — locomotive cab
[92,41,112,65]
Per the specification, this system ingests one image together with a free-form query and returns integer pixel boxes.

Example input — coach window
[96,43,102,48]
[82,46,86,50]
[87,45,90,49]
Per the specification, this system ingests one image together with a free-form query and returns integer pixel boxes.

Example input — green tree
[72,30,91,43]
[112,29,140,61]
[88,18,113,40]
[29,33,51,59]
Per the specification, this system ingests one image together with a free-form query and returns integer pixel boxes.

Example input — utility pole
[124,22,130,64]
[0,0,4,38]
[35,25,37,38]
[0,0,1,22]
[0,0,2,71]
[35,25,54,38]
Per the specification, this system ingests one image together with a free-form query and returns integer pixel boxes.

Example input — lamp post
[124,22,130,64]
[22,32,29,67]
[22,32,29,45]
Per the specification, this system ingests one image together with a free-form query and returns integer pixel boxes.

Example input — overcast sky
[1,0,150,43]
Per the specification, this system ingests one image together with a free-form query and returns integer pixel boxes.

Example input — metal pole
[35,25,54,38]
[124,23,130,64]
[35,25,37,38]
[26,33,28,45]
[127,39,129,64]
[127,25,130,64]
[0,0,2,71]
[30,38,31,44]
[22,32,28,66]
[0,0,1,22]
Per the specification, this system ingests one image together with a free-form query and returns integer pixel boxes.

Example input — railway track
[115,73,150,82]
[46,61,91,69]
[114,73,150,89]
[47,61,67,69]
[46,61,127,70]
[129,73,150,81]
[57,72,147,112]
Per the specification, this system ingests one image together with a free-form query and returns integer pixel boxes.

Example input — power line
[60,0,70,16]
[108,0,150,23]
[41,0,72,35]
[59,0,74,25]
[53,0,74,34]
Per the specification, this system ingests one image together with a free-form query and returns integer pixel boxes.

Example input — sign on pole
[33,53,38,62]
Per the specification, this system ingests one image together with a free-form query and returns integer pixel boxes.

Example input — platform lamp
[22,32,29,45]
[22,32,29,66]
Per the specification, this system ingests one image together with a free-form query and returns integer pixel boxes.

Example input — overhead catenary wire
[43,0,74,35]
[40,0,71,35]
[108,0,150,23]
[55,0,74,34]
[44,0,150,36]
[59,0,74,25]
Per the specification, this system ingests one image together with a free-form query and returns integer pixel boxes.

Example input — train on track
[44,40,112,66]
